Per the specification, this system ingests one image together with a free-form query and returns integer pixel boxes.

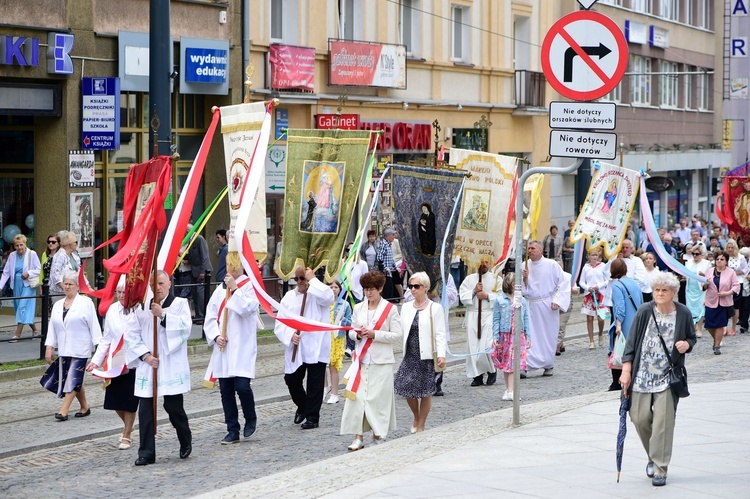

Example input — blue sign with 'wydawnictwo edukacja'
[81,77,120,150]
[184,47,228,84]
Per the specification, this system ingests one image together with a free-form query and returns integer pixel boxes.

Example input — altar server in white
[459,256,498,386]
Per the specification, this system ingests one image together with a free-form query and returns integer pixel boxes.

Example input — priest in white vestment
[459,257,498,386]
[522,241,567,377]
[204,252,260,444]
[274,266,335,429]
[127,270,193,465]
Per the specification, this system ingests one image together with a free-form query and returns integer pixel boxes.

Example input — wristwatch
[139,353,150,361]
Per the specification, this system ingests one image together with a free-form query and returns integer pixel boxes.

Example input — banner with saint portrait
[391,164,465,293]
[220,102,268,261]
[570,162,640,259]
[716,176,750,242]
[276,129,371,281]
[450,149,517,272]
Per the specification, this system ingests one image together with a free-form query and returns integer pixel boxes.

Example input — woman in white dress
[579,249,608,349]
[340,270,402,450]
[684,246,712,337]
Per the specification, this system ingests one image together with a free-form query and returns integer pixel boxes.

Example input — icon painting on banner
[541,11,628,102]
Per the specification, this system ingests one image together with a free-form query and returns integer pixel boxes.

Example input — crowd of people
[8,215,739,485]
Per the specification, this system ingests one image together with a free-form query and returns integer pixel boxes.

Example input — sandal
[9,335,21,343]
[727,329,736,336]
[118,437,132,450]
[348,438,364,451]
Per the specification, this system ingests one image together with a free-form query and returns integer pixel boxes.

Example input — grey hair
[649,271,680,293]
[383,227,397,236]
[116,275,127,291]
[62,271,79,284]
[409,271,430,289]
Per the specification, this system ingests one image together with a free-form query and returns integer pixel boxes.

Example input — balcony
[514,70,547,115]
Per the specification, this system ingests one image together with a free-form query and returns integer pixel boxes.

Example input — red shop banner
[328,40,406,89]
[269,44,316,92]
[315,114,360,130]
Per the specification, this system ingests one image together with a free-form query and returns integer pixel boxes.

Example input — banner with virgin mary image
[276,129,372,281]
[451,149,517,272]
[569,162,640,259]
[391,164,465,293]
[716,176,750,242]
[221,101,269,262]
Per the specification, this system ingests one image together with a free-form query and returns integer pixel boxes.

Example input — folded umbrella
[616,394,630,483]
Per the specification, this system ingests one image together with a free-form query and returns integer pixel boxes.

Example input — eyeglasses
[47,240,58,245]
[293,276,306,282]
[407,284,423,289]
[692,253,702,256]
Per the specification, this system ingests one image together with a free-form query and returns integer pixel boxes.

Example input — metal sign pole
[512,158,583,427]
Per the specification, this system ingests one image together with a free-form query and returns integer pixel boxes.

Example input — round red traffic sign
[541,11,628,101]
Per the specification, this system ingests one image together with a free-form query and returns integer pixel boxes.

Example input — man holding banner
[459,256,498,386]
[275,266,335,429]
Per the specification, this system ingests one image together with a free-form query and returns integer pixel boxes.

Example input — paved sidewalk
[203,379,750,498]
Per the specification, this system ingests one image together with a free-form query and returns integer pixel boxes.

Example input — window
[684,0,694,25]
[270,0,299,44]
[684,65,694,108]
[599,0,623,5]
[698,69,711,110]
[631,55,651,105]
[400,0,421,56]
[699,0,712,29]
[660,61,678,107]
[451,5,470,62]
[513,15,531,70]
[659,0,679,21]
[340,0,362,41]
[631,0,652,14]
[600,82,622,103]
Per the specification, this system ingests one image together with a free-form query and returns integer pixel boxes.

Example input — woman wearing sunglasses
[40,233,61,286]
[684,247,711,338]
[394,272,446,433]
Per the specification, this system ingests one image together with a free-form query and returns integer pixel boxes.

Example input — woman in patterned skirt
[325,281,351,404]
[394,272,446,433]
[492,273,530,401]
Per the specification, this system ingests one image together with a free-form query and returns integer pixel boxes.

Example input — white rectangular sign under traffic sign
[549,130,617,160]
[549,101,616,130]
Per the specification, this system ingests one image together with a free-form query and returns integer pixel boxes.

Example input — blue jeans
[219,377,257,435]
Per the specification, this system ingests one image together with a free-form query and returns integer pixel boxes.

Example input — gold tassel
[202,380,216,389]
[343,389,356,401]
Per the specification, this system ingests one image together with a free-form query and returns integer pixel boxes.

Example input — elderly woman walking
[0,234,40,341]
[42,272,102,421]
[620,271,696,487]
[394,272,446,433]
[341,271,402,450]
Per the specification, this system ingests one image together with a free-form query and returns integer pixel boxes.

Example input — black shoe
[220,433,239,445]
[300,420,319,429]
[741,327,748,334]
[243,424,257,439]
[543,368,554,377]
[555,350,562,356]
[470,376,484,387]
[486,372,497,386]
[293,411,305,425]
[652,474,666,486]
[646,461,654,478]
[434,389,444,396]
[134,456,155,466]
[714,346,721,355]
[74,408,91,418]
[607,383,620,392]
[560,346,565,353]
[179,444,192,459]
[54,413,68,421]
[520,370,527,379]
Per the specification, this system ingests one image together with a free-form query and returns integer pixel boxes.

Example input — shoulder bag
[611,281,636,367]
[429,303,444,373]
[650,305,690,398]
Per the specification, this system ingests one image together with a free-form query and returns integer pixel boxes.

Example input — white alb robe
[522,258,566,370]
[274,278,335,374]
[459,271,498,378]
[203,275,260,379]
[126,295,192,398]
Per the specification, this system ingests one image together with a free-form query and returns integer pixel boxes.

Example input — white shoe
[323,386,331,397]
[589,342,595,350]
[599,336,604,347]
[326,394,339,404]
[409,426,417,434]
[372,435,385,445]
[348,438,364,451]
[502,391,513,401]
[118,437,132,450]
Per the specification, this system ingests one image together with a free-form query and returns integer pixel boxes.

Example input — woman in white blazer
[394,272,446,433]
[0,233,40,341]
[340,270,402,450]
[42,272,102,421]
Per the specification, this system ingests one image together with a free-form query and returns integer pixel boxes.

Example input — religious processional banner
[522,173,544,241]
[277,129,371,281]
[716,176,750,241]
[570,162,639,259]
[221,102,268,261]
[451,149,517,272]
[391,164,465,293]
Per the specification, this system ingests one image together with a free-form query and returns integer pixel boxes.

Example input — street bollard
[40,278,49,361]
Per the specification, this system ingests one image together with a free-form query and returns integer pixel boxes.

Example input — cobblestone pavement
[1,305,749,498]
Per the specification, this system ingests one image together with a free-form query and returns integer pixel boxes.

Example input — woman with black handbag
[620,271,696,487]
